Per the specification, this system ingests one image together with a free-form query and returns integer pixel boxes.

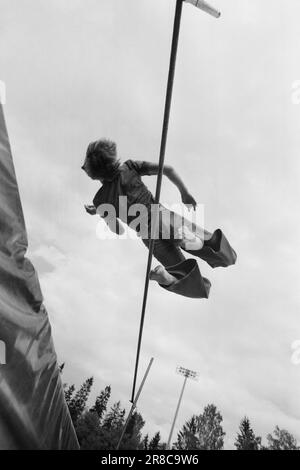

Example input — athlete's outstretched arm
[84,205,125,234]
[144,162,197,210]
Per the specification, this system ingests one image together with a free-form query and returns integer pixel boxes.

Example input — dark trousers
[142,228,237,299]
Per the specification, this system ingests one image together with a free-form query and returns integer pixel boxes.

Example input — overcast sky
[1,0,300,448]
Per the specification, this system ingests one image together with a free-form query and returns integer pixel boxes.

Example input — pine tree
[76,411,102,449]
[101,402,127,450]
[68,377,94,424]
[63,379,147,450]
[64,384,75,406]
[121,411,145,450]
[140,434,149,450]
[235,417,261,450]
[149,432,162,450]
[175,415,198,450]
[90,385,111,422]
[102,401,125,430]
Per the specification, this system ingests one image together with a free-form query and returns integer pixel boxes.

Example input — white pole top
[185,0,221,18]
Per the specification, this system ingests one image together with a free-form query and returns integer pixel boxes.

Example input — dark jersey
[93,160,154,222]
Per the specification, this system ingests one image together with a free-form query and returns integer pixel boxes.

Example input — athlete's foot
[150,265,177,286]
[177,226,204,251]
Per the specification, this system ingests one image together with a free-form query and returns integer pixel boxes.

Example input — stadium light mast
[167,366,199,450]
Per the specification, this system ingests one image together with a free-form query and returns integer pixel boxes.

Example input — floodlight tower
[167,366,199,450]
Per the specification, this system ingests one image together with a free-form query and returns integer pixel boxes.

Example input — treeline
[61,368,299,451]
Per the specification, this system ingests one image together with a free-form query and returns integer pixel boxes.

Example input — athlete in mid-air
[82,139,236,299]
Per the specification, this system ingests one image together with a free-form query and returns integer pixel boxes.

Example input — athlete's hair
[85,139,120,180]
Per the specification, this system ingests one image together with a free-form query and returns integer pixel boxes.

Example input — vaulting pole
[131,0,220,404]
[131,0,184,403]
